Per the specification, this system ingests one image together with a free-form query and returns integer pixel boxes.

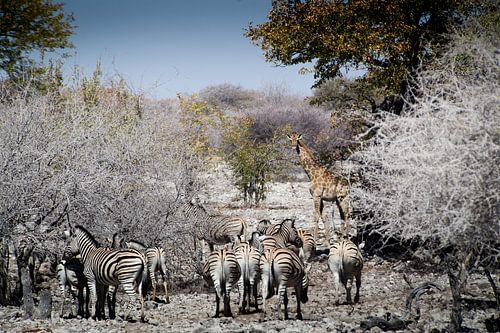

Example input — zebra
[65,225,147,321]
[178,201,247,251]
[125,240,170,303]
[328,237,363,304]
[57,257,89,318]
[297,228,316,265]
[202,248,241,318]
[258,219,303,252]
[233,241,262,314]
[256,219,271,235]
[260,247,310,320]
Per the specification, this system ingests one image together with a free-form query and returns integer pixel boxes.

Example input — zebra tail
[266,257,274,299]
[140,257,148,298]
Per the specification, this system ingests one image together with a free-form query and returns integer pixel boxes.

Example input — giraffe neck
[296,141,323,180]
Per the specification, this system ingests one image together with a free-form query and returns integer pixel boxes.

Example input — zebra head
[280,219,303,248]
[66,225,99,261]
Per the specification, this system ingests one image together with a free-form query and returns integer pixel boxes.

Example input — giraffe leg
[312,196,322,245]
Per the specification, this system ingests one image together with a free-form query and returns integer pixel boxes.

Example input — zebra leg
[312,196,322,244]
[224,282,233,317]
[84,285,90,318]
[151,276,157,301]
[354,272,361,303]
[107,285,117,320]
[77,285,84,317]
[246,280,252,313]
[345,276,353,304]
[331,270,341,305]
[163,278,170,303]
[238,276,245,314]
[260,279,269,320]
[122,283,142,322]
[337,195,349,222]
[223,293,233,317]
[87,280,98,320]
[279,286,289,320]
[295,286,303,320]
[59,285,66,318]
[213,293,221,318]
[252,280,259,312]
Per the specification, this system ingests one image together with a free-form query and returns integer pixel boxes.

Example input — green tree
[0,0,74,77]
[246,0,490,110]
[221,117,289,206]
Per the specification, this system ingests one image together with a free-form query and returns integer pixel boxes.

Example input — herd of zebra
[56,201,364,322]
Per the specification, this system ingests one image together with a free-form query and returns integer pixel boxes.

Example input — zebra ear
[298,134,303,140]
[286,134,292,140]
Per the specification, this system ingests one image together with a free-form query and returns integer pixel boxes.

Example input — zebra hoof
[295,314,303,320]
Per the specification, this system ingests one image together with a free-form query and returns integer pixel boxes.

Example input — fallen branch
[405,282,442,321]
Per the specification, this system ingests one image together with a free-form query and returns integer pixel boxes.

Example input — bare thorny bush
[0,84,208,302]
[349,21,499,330]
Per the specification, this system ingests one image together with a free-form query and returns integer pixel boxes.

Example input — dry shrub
[351,21,499,331]
[0,81,207,295]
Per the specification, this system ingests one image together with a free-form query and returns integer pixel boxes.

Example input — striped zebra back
[260,247,309,304]
[202,248,241,294]
[297,228,316,264]
[329,239,363,276]
[179,201,246,246]
[208,216,247,245]
[72,226,147,287]
[256,219,271,235]
[264,219,303,248]
[145,246,168,275]
[258,235,287,252]
[233,242,261,282]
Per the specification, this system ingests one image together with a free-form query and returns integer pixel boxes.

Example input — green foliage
[221,118,289,205]
[246,0,487,96]
[0,0,74,77]
[178,93,225,156]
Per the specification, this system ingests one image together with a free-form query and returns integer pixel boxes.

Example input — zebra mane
[126,239,147,251]
[278,218,295,232]
[75,225,100,247]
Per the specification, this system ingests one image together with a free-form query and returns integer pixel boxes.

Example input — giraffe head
[287,133,303,149]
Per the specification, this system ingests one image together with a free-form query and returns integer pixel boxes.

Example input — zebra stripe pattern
[261,219,303,249]
[66,225,147,321]
[328,238,363,304]
[202,248,241,317]
[126,240,170,303]
[233,242,262,314]
[260,247,309,320]
[57,258,89,318]
[297,228,316,265]
[256,219,271,235]
[179,202,247,251]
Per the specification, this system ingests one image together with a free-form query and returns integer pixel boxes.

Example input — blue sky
[61,0,316,99]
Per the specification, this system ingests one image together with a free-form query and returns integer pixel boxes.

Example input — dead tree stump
[37,289,52,319]
[21,267,35,319]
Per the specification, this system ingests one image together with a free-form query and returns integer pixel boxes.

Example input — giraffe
[287,133,350,245]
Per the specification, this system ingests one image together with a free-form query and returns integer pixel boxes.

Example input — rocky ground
[0,171,498,332]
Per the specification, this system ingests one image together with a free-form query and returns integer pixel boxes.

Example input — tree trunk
[445,252,472,333]
[37,289,52,319]
[0,239,10,305]
[21,267,35,319]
